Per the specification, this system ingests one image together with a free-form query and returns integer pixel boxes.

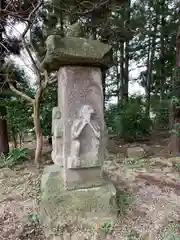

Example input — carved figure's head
[79,105,94,120]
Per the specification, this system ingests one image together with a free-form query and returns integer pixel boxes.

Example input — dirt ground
[0,162,44,240]
[1,139,180,239]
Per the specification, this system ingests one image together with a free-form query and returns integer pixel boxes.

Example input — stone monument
[40,22,117,239]
[51,107,63,166]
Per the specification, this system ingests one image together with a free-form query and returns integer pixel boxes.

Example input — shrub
[105,97,152,141]
[151,99,169,130]
[104,104,119,134]
[0,148,29,168]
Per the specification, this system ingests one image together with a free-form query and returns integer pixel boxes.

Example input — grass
[100,222,114,234]
[127,229,140,240]
[27,212,41,227]
[116,192,133,216]
[159,222,180,240]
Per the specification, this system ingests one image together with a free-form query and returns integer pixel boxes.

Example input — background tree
[2,0,180,160]
[40,85,57,139]
[4,66,34,148]
[168,20,180,154]
[0,0,22,154]
[6,98,33,148]
[1,0,45,165]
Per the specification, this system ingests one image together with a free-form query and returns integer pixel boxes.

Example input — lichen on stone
[41,35,112,72]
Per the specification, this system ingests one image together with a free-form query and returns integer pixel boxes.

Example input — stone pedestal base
[40,165,117,239]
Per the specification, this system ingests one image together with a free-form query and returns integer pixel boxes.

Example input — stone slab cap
[41,35,112,72]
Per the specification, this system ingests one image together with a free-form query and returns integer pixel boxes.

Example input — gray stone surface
[58,66,105,189]
[67,105,101,169]
[127,146,145,159]
[41,35,114,240]
[41,35,112,71]
[41,165,117,240]
[51,107,63,166]
[66,22,85,38]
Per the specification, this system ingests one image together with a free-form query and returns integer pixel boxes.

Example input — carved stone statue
[66,22,85,38]
[68,105,100,169]
[52,107,62,137]
[51,107,63,166]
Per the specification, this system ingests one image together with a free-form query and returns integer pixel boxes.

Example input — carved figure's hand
[72,119,87,139]
[88,122,100,139]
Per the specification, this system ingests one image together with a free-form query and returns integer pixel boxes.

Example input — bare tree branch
[1,0,43,21]
[49,78,57,85]
[22,0,43,38]
[22,39,41,79]
[43,70,49,89]
[17,0,43,79]
[8,82,34,103]
[53,0,111,16]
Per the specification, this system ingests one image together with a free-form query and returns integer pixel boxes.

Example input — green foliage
[0,148,29,168]
[27,212,41,227]
[171,96,180,105]
[6,99,33,139]
[160,222,180,240]
[0,64,34,145]
[2,0,180,147]
[40,85,57,137]
[151,99,169,130]
[100,222,113,234]
[175,163,180,171]
[105,104,119,132]
[116,192,133,216]
[0,153,6,166]
[171,125,180,137]
[105,97,152,141]
[127,230,139,240]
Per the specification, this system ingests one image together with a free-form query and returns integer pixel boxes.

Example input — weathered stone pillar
[51,107,63,166]
[58,66,105,189]
[40,27,116,239]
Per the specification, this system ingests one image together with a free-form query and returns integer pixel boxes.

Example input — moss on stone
[40,165,117,238]
[41,35,112,72]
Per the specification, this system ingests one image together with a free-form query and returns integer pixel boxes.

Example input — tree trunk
[0,106,9,154]
[123,0,130,103]
[168,21,180,154]
[91,18,97,40]
[176,23,180,68]
[120,41,125,103]
[102,69,106,110]
[160,0,166,101]
[60,10,64,36]
[145,18,158,117]
[114,47,121,104]
[0,0,9,154]
[124,40,129,102]
[33,97,43,166]
[19,132,23,147]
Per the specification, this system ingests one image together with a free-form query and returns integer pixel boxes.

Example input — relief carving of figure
[68,105,100,168]
[51,107,63,166]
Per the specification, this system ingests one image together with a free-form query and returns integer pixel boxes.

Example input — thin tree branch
[20,0,43,79]
[49,78,57,85]
[43,70,49,89]
[55,0,110,16]
[21,0,43,38]
[8,82,34,103]
[22,39,41,78]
